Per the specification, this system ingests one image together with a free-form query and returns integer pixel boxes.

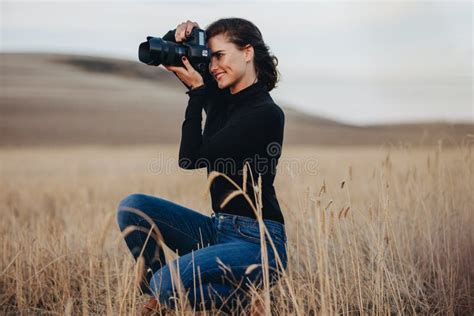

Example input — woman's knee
[116,193,151,229]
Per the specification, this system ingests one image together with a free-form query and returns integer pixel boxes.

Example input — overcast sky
[1,0,472,125]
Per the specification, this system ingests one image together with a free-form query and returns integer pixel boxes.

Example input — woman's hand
[174,20,200,43]
[161,20,204,89]
[162,57,204,90]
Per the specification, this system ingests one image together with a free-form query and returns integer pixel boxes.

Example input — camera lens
[139,37,187,66]
[138,41,153,64]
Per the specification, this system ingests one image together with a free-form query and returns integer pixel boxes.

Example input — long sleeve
[162,29,176,42]
[178,89,283,170]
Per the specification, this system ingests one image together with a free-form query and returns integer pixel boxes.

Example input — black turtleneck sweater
[161,26,285,223]
[178,77,286,224]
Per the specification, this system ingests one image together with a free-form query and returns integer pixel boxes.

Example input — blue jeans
[116,193,288,313]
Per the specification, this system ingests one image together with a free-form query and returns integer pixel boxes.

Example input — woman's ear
[244,44,254,63]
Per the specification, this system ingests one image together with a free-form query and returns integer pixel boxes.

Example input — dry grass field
[1,142,473,315]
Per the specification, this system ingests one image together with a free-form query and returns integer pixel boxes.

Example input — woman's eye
[211,54,223,63]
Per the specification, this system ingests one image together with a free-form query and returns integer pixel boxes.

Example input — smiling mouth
[215,73,225,80]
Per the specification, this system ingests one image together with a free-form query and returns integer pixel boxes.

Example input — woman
[116,17,287,315]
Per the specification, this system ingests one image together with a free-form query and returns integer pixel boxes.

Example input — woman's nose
[209,57,218,73]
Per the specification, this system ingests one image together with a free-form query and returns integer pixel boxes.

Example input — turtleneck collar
[223,80,267,105]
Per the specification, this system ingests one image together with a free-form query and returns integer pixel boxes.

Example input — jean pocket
[237,224,283,245]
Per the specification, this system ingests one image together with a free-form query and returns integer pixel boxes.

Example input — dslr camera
[138,27,212,78]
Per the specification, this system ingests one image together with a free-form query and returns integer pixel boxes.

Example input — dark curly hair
[205,17,280,92]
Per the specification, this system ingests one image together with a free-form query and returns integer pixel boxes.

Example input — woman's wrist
[186,82,206,97]
[190,81,205,90]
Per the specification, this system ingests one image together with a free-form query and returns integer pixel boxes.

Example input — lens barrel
[139,37,189,66]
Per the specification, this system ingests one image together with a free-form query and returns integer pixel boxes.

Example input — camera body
[138,27,212,77]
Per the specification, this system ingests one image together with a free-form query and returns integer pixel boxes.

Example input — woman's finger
[175,23,186,42]
[179,24,187,41]
[185,21,195,36]
[181,57,195,73]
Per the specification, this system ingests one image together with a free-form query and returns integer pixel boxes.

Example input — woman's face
[207,33,253,92]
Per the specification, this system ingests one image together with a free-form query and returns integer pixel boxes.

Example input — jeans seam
[198,264,284,281]
[140,218,201,244]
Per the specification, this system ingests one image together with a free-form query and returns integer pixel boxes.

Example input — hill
[1,53,472,147]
